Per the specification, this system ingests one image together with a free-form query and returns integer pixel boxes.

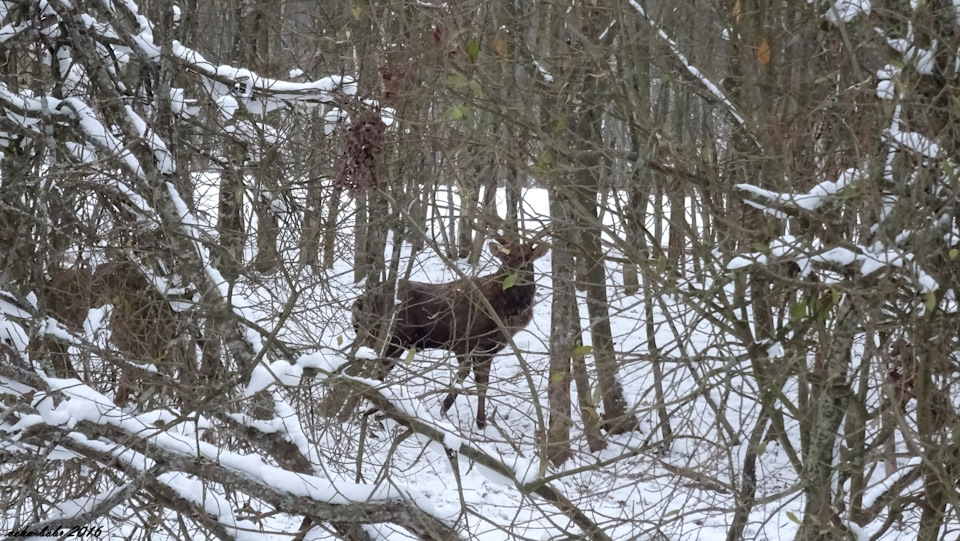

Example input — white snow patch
[727,255,767,270]
[355,346,379,360]
[297,351,349,375]
[825,0,870,24]
[812,247,859,266]
[245,360,303,396]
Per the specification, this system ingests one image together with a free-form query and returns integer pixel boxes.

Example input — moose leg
[441,354,473,414]
[473,355,492,429]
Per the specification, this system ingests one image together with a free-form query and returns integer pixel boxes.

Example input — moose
[354,234,549,429]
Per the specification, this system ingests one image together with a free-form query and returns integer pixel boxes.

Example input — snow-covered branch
[627,0,747,129]
[334,375,615,541]
[0,362,457,540]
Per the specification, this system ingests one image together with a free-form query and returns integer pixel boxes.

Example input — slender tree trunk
[407,173,427,256]
[667,84,688,277]
[0,136,35,285]
[446,182,457,259]
[619,20,656,295]
[322,184,342,269]
[557,2,638,435]
[253,176,280,274]
[457,167,479,260]
[354,192,369,283]
[546,185,577,465]
[726,412,769,541]
[571,151,638,434]
[300,178,323,271]
[796,302,858,541]
[642,258,672,443]
[218,140,246,283]
[469,169,498,266]
[689,193,701,278]
[915,306,956,541]
[300,111,333,272]
[505,149,522,234]
[843,346,871,525]
[624,123,651,297]
[572,336,606,452]
[152,0,192,205]
[241,0,280,274]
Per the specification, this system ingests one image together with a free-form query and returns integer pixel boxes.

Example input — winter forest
[2,0,960,539]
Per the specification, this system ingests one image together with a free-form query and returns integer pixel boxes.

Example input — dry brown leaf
[493,31,509,57]
[756,38,771,66]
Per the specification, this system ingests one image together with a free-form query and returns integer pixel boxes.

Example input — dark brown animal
[360,237,548,429]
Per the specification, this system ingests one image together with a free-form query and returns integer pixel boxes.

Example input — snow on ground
[4,175,937,540]
[210,185,915,541]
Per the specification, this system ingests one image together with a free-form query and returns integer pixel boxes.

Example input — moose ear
[531,243,549,259]
[489,241,510,258]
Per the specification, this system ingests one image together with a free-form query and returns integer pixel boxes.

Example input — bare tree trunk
[355,191,392,355]
[572,336,606,452]
[546,186,577,465]
[321,184,342,270]
[407,173,427,256]
[555,1,639,436]
[468,168,499,266]
[642,256,672,443]
[0,136,36,286]
[505,149,522,234]
[218,140,247,283]
[796,302,858,541]
[240,0,281,274]
[689,192,701,278]
[253,174,280,274]
[726,412,769,541]
[616,13,651,241]
[289,107,328,272]
[842,339,872,525]
[446,182,457,259]
[151,0,193,206]
[354,192,369,283]
[457,166,479,260]
[667,83,688,278]
[571,149,638,434]
[915,305,956,541]
[300,176,323,270]
[623,121,651,297]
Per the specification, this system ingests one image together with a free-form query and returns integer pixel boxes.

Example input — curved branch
[336,376,614,541]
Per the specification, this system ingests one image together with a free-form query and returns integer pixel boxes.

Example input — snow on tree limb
[335,375,615,541]
[886,103,940,159]
[824,0,871,24]
[736,168,861,212]
[627,0,747,129]
[16,477,145,533]
[0,360,458,539]
[0,358,448,529]
[2,0,357,173]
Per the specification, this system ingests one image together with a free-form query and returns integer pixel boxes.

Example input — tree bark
[796,301,858,541]
[571,152,638,434]
[217,140,247,283]
[546,186,577,465]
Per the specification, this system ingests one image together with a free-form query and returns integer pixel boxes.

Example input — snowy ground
[4,180,943,541]
[230,186,886,541]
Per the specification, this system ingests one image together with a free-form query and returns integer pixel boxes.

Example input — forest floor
[234,187,926,541]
